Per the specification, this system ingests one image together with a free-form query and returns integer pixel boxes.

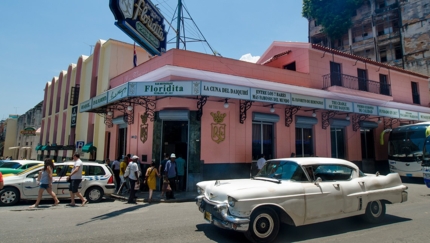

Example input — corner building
[78,41,429,192]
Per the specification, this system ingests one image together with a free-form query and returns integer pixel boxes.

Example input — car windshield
[255,160,305,181]
[17,164,43,175]
[0,162,21,169]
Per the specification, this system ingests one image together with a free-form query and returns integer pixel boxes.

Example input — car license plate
[406,174,412,177]
[204,211,212,221]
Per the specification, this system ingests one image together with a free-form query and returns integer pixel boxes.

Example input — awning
[9,146,20,150]
[48,143,60,151]
[35,145,42,151]
[41,145,49,151]
[82,143,96,153]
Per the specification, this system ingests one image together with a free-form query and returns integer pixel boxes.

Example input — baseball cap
[170,153,176,158]
[132,155,139,159]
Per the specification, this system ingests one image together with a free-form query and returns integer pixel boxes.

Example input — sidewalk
[110,190,199,203]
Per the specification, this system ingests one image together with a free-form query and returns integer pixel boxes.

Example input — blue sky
[0,0,308,119]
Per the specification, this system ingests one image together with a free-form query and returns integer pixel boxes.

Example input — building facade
[75,41,429,191]
[309,0,430,77]
[15,102,43,160]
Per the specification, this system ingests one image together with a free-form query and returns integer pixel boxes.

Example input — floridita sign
[109,0,167,56]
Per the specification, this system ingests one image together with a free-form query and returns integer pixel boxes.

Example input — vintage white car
[196,157,408,243]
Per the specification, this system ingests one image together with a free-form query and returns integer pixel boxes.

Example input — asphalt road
[0,180,429,243]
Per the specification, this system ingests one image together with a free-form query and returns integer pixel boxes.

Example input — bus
[387,122,430,178]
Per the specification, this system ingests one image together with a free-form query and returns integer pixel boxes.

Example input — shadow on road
[76,203,149,226]
[196,214,411,243]
[401,177,424,184]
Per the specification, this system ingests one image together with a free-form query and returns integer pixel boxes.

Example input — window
[331,128,346,159]
[379,74,390,95]
[357,68,368,91]
[88,166,106,176]
[395,46,403,60]
[313,164,354,181]
[252,122,274,160]
[411,82,420,104]
[380,50,387,62]
[330,62,342,86]
[284,62,296,71]
[296,128,314,157]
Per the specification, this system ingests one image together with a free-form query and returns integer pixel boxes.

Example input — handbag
[124,164,130,178]
[134,181,140,190]
[144,167,155,185]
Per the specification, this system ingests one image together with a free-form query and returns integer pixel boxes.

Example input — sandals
[81,200,89,206]
[66,203,76,207]
[29,205,39,208]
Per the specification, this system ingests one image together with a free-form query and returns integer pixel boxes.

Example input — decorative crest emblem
[140,113,149,144]
[210,111,227,144]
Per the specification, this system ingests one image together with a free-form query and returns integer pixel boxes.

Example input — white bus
[387,122,430,178]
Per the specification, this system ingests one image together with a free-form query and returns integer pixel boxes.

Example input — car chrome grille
[201,199,223,220]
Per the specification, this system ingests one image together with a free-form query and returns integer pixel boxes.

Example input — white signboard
[129,81,200,96]
[108,83,129,103]
[325,99,353,112]
[291,94,325,109]
[201,81,250,99]
[92,93,108,109]
[353,103,378,115]
[378,107,400,118]
[250,88,291,104]
[419,112,430,121]
[79,99,92,113]
[399,110,419,120]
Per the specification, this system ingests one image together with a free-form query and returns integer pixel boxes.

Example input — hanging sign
[71,106,77,127]
[378,107,400,118]
[109,0,167,56]
[291,94,325,109]
[250,88,291,105]
[20,127,36,136]
[419,112,430,121]
[325,99,353,112]
[108,83,129,103]
[353,103,378,115]
[92,93,108,109]
[399,110,419,120]
[201,81,250,99]
[80,99,92,113]
[129,81,200,96]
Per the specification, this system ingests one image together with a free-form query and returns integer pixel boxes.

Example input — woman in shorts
[29,158,60,208]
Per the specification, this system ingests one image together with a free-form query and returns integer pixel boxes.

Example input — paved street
[0,181,429,243]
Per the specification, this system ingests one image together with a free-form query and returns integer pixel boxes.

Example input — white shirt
[128,162,139,180]
[71,159,83,179]
[257,158,266,170]
[111,160,120,170]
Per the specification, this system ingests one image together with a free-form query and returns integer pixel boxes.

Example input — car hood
[197,178,302,202]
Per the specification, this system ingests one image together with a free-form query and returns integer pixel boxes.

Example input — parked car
[0,161,115,206]
[0,160,44,175]
[196,157,408,243]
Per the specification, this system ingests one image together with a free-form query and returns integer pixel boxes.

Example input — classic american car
[196,157,408,243]
[0,160,43,175]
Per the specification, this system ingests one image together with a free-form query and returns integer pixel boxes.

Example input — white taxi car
[0,161,115,206]
[196,157,408,243]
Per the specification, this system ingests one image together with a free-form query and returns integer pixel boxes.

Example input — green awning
[35,145,42,151]
[41,145,49,151]
[82,143,96,153]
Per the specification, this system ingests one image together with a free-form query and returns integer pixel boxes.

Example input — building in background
[15,101,43,160]
[308,0,430,77]
[2,115,19,159]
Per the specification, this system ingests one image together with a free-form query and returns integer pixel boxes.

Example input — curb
[109,193,196,203]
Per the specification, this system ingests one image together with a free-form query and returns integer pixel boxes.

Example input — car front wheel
[85,186,104,203]
[0,187,20,206]
[245,207,280,243]
[363,200,386,223]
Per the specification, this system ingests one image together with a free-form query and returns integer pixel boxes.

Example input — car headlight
[197,186,205,195]
[228,196,237,207]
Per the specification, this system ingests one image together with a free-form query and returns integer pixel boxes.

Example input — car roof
[268,157,359,169]
[58,161,104,165]
[3,160,43,165]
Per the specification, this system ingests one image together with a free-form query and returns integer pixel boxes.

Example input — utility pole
[176,0,182,49]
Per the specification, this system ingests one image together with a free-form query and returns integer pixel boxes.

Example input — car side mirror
[314,177,322,185]
[32,174,39,179]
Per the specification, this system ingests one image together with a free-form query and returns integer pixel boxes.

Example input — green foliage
[303,0,364,40]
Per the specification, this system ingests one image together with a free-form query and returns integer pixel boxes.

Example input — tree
[303,0,364,40]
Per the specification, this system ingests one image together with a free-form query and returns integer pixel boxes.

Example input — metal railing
[323,73,391,96]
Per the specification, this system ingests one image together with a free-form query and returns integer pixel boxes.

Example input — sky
[0,0,308,119]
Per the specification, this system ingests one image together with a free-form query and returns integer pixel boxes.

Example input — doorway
[118,126,127,158]
[361,129,375,172]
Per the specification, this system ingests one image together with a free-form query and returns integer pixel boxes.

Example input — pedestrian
[145,162,160,203]
[66,153,88,207]
[119,155,129,194]
[164,153,177,199]
[0,172,4,190]
[175,154,186,191]
[290,153,296,157]
[104,158,111,167]
[126,156,139,204]
[111,156,121,193]
[29,158,60,208]
[257,154,266,170]
[159,153,168,196]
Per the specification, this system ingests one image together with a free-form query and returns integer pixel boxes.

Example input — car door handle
[358,181,365,186]
[333,184,340,188]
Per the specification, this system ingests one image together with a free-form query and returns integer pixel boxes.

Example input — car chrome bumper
[196,195,249,232]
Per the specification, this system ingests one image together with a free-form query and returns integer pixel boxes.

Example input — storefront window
[331,128,345,158]
[296,128,313,157]
[252,122,274,160]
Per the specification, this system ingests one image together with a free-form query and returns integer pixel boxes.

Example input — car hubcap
[370,201,382,217]
[253,213,274,238]
[88,189,101,201]
[0,191,16,204]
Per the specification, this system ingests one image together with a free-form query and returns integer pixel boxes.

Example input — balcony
[323,73,391,96]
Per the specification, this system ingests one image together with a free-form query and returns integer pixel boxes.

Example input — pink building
[79,41,429,191]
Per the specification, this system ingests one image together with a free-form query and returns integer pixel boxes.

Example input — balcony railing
[323,73,391,96]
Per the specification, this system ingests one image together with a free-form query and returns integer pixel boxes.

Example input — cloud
[239,53,260,63]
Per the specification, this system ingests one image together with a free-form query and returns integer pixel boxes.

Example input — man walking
[111,156,121,193]
[175,154,186,191]
[67,153,88,206]
[164,153,177,199]
[127,156,139,204]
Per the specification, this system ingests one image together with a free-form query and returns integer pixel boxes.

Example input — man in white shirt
[257,154,266,170]
[127,155,140,204]
[67,153,87,206]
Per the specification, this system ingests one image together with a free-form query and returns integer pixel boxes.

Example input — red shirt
[0,172,3,183]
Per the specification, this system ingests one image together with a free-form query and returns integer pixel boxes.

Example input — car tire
[0,187,20,206]
[85,186,104,203]
[363,200,386,223]
[244,207,280,243]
